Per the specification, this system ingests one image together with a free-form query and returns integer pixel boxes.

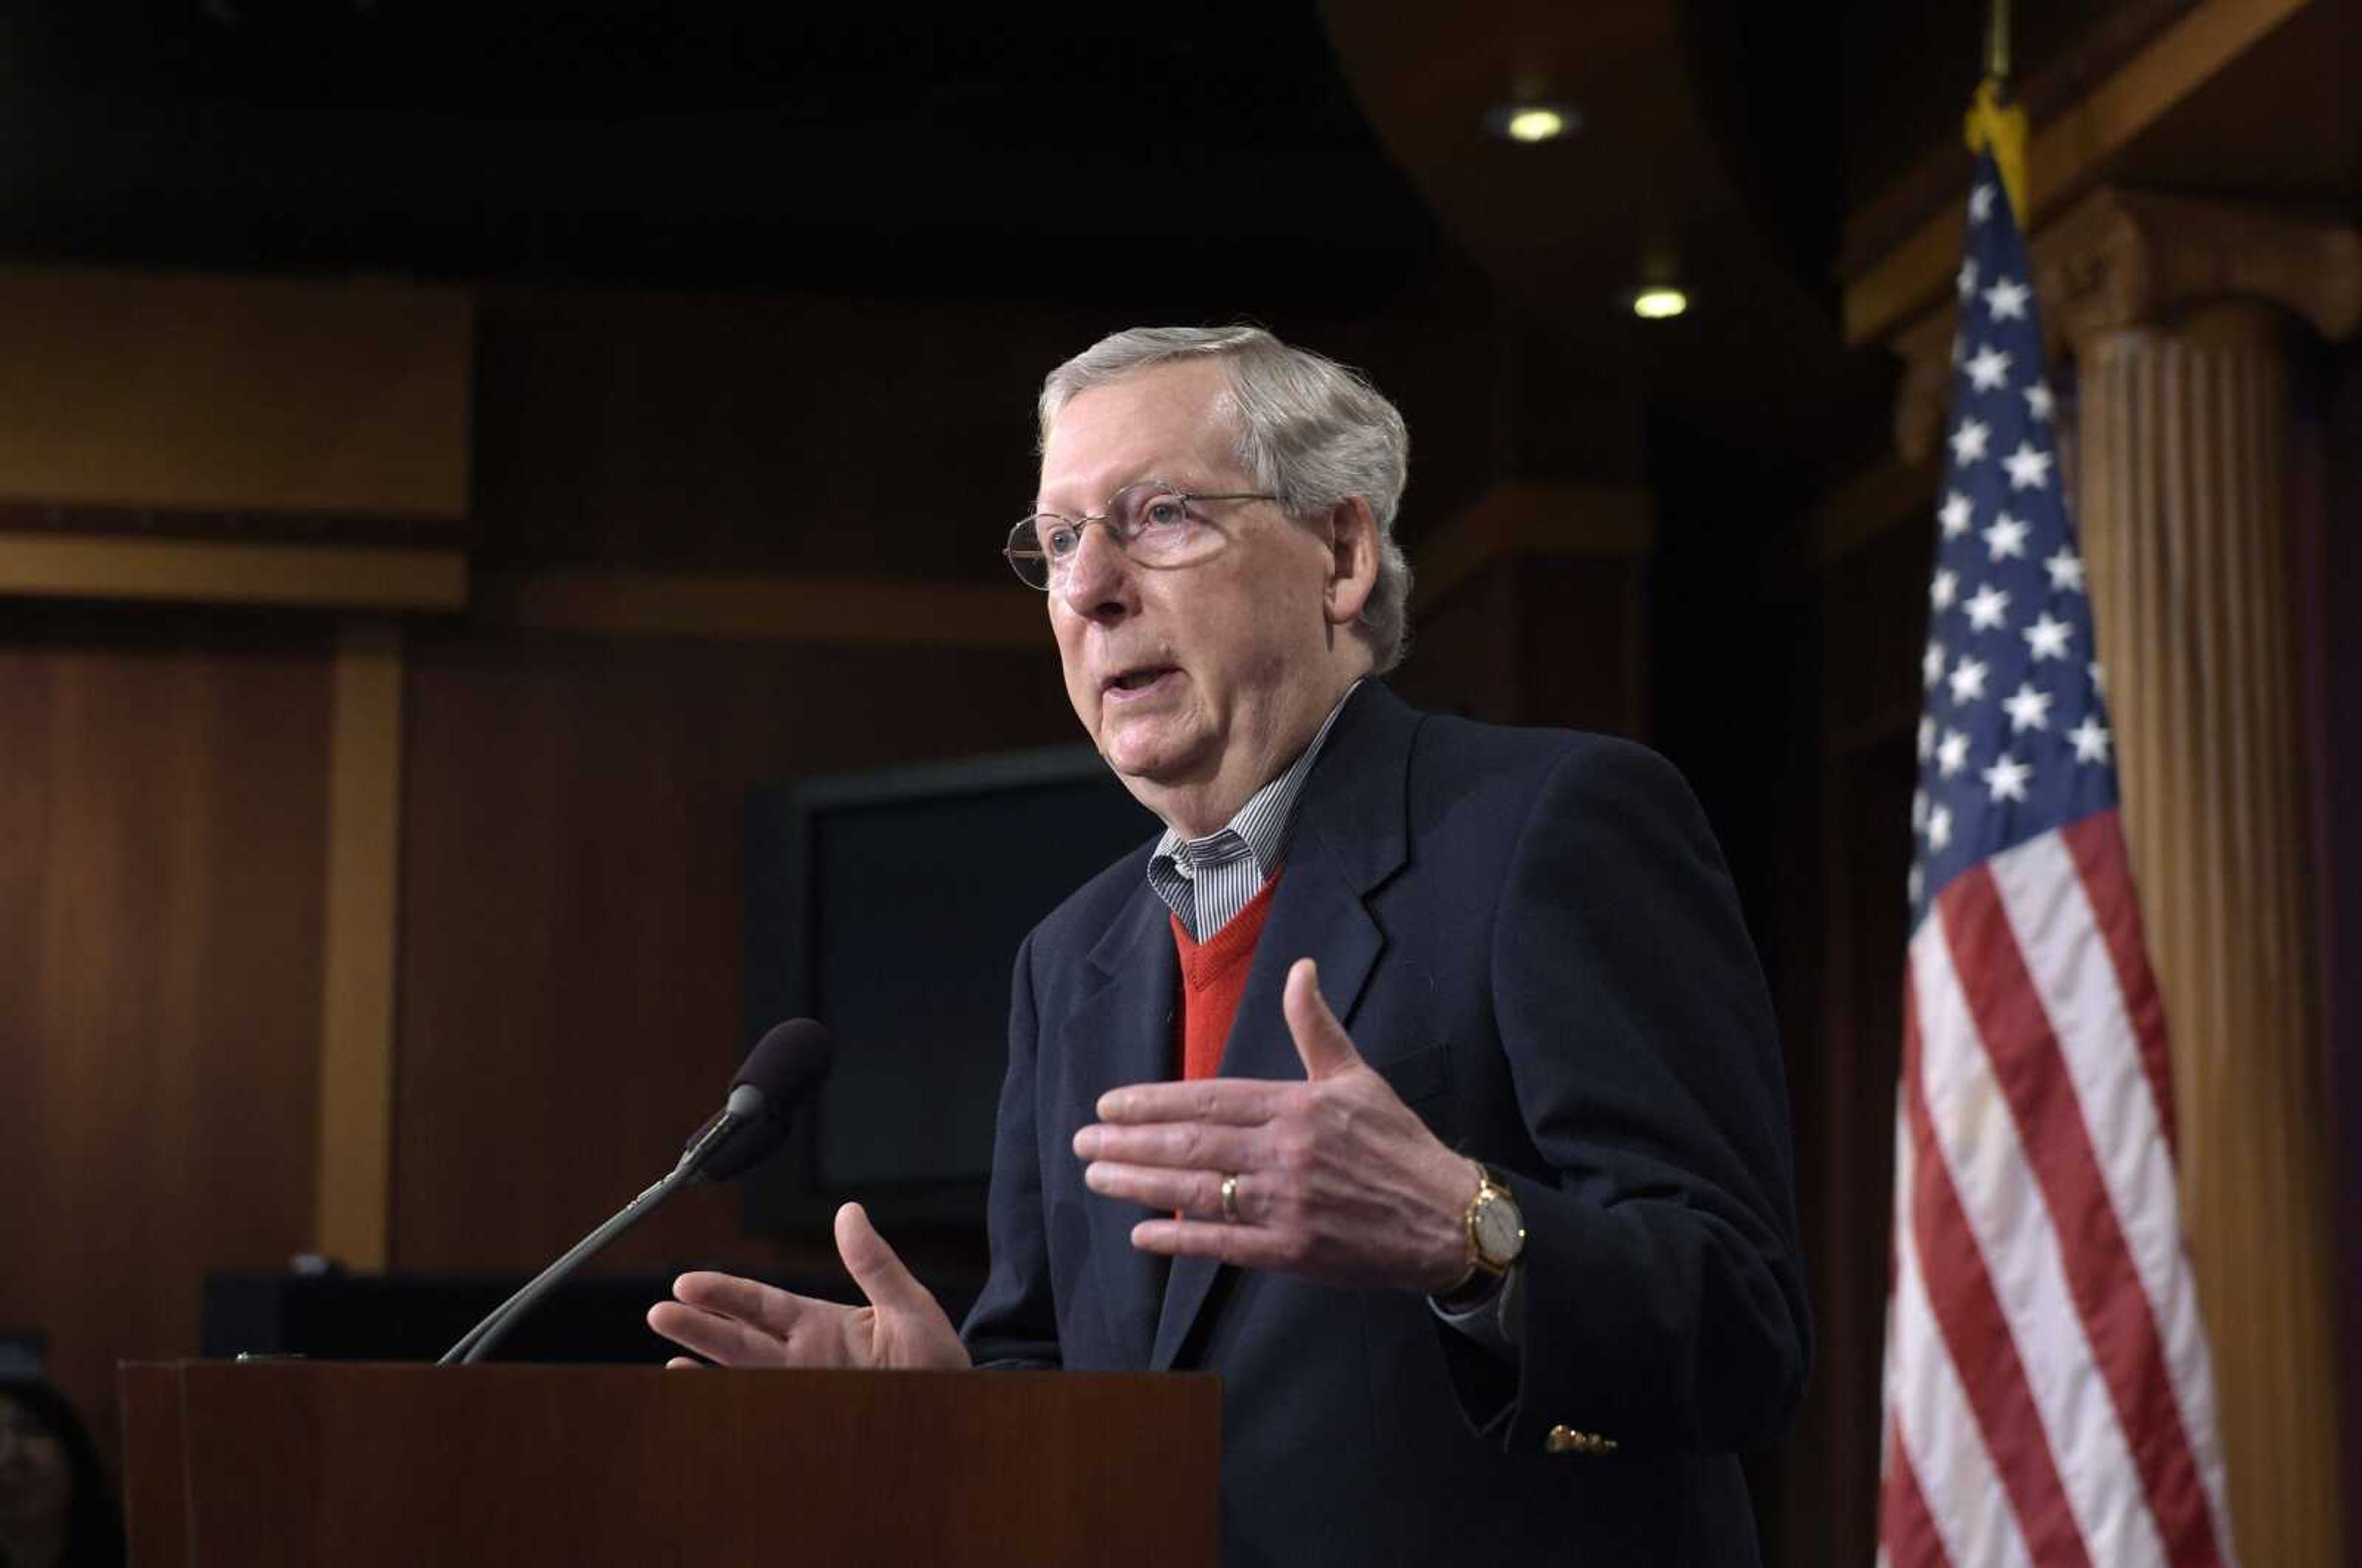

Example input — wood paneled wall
[1398,554,1650,737]
[388,629,1076,1278]
[1746,502,1931,1568]
[1393,482,1653,739]
[2306,336,2362,1568]
[0,613,334,1455]
[466,281,1506,581]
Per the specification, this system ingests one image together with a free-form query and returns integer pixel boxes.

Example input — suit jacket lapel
[1064,880,1177,1366]
[1148,682,1418,1371]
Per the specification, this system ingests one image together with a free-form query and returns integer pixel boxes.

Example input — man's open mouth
[1106,667,1174,693]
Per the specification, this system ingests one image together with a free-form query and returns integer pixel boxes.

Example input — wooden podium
[120,1361,1219,1567]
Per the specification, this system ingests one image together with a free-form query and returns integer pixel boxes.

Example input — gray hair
[1038,325,1414,672]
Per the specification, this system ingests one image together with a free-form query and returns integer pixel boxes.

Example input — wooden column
[2053,192,2356,1568]
[2079,303,2334,1568]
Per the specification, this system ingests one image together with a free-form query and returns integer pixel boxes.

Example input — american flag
[1875,146,2240,1567]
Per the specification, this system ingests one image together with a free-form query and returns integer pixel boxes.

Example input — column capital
[1887,188,2361,464]
[2035,188,2361,345]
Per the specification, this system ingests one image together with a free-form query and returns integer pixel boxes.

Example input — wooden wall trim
[472,568,1047,647]
[1413,481,1652,611]
[1842,0,2312,346]
[467,492,1655,653]
[1808,458,1942,572]
[0,533,467,611]
[0,498,467,550]
[314,621,405,1271]
[1836,0,2201,282]
[1883,188,2361,470]
[0,266,472,518]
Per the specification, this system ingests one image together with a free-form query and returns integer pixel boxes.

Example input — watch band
[1439,1160,1523,1299]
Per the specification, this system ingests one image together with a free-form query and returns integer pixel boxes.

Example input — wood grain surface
[121,1361,1219,1568]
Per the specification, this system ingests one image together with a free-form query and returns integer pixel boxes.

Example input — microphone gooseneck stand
[437,1090,753,1366]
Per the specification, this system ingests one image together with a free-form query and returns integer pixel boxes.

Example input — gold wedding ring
[1220,1172,1241,1223]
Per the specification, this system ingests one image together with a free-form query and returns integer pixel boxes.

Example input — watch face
[1474,1192,1524,1264]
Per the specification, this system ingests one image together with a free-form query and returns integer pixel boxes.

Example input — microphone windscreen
[736,1017,835,1097]
[696,1019,835,1182]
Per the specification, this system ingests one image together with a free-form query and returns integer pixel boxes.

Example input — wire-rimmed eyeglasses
[1003,479,1278,590]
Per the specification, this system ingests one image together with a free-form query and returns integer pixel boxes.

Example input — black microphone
[438,1020,834,1366]
[682,1018,835,1183]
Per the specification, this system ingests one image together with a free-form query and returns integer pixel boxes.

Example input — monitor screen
[742,746,1158,1235]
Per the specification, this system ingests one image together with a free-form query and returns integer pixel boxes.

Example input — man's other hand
[1074,957,1474,1294]
[646,1201,968,1371]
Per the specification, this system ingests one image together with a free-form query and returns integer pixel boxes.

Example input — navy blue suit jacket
[961,682,1810,1566]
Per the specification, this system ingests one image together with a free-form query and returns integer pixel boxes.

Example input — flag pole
[1986,0,2011,84]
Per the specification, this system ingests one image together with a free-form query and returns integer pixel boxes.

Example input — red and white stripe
[1879,809,2237,1567]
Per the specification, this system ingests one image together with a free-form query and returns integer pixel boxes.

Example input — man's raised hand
[646,1201,968,1371]
[1073,957,1475,1294]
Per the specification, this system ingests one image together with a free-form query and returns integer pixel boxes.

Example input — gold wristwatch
[1443,1161,1525,1300]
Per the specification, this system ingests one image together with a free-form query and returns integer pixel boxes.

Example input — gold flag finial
[1965,0,2029,225]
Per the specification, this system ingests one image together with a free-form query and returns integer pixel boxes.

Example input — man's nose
[1057,522,1134,619]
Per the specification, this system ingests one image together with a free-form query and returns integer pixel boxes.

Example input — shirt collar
[1150,679,1362,887]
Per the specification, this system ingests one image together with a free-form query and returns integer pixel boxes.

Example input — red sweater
[1168,872,1283,1081]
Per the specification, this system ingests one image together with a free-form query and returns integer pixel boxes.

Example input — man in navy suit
[651,327,1810,1565]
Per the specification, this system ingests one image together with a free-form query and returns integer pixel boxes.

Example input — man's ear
[1322,496,1380,628]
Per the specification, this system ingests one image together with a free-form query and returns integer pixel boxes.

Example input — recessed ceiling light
[1631,287,1690,320]
[1487,103,1580,145]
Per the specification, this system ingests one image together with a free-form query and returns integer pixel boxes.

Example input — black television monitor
[742,745,1158,1241]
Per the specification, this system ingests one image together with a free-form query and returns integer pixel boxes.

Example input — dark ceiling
[0,1,1449,304]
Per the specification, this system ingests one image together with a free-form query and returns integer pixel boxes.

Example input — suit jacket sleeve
[1449,737,1811,1456]
[959,929,1063,1369]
